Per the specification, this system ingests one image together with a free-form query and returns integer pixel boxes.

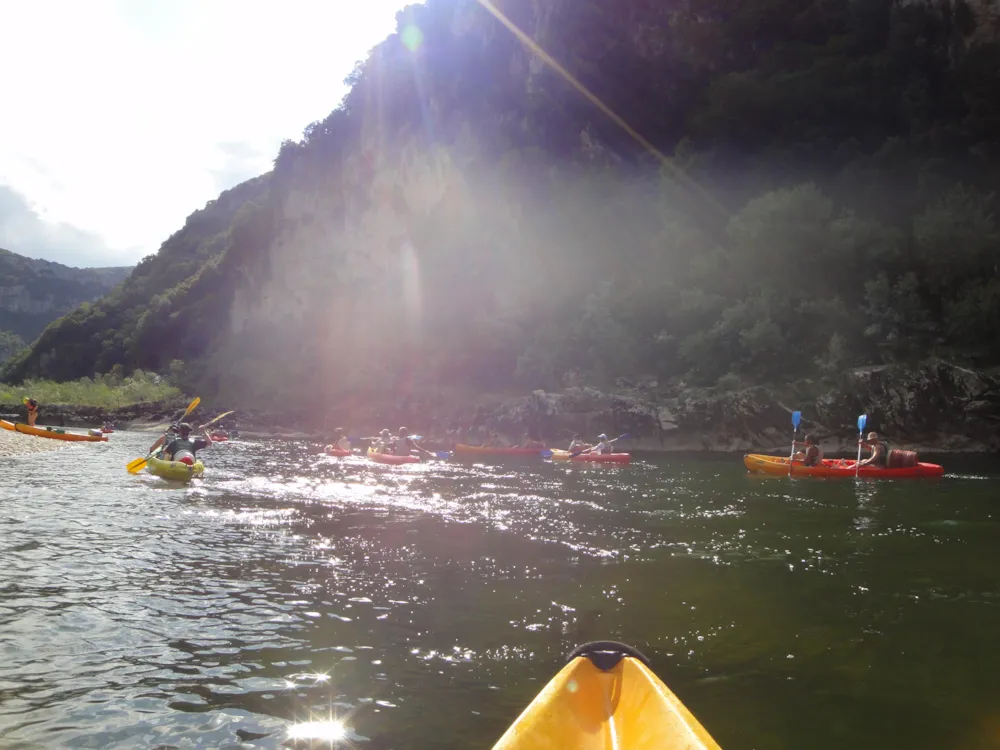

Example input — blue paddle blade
[540,450,553,458]
[435,451,451,460]
[857,414,867,433]
[791,411,801,429]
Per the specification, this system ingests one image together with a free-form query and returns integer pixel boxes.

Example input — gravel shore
[0,428,70,457]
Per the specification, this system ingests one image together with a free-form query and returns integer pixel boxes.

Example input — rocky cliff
[4,0,1000,454]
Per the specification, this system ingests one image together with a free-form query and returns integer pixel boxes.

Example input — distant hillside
[0,248,130,356]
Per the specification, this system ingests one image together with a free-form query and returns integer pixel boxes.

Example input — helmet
[598,433,608,440]
[179,422,192,436]
[380,429,391,436]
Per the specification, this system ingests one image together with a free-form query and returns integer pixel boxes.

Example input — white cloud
[0,0,408,265]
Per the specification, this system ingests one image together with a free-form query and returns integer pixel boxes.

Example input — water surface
[1,437,998,748]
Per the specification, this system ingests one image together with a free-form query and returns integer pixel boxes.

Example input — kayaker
[587,434,613,455]
[521,432,546,449]
[372,429,393,453]
[162,422,213,465]
[792,434,824,467]
[568,434,591,452]
[25,398,38,427]
[482,430,506,448]
[332,427,351,451]
[394,427,433,458]
[148,423,178,455]
[858,431,889,468]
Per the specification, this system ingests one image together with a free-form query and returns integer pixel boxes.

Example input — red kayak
[454,443,546,457]
[367,448,420,465]
[325,445,352,457]
[744,453,944,478]
[210,434,229,442]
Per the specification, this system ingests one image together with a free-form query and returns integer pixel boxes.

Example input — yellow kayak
[0,420,108,442]
[493,641,721,749]
[146,454,204,482]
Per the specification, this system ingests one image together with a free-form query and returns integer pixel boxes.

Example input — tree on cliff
[4,0,1000,403]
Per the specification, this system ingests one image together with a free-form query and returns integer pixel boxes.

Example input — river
[1,435,998,749]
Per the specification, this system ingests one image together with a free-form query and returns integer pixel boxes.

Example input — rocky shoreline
[5,361,998,454]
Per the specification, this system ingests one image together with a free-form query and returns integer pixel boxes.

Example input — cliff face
[0,248,129,357]
[5,0,1000,447]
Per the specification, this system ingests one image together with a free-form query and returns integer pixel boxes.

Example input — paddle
[126,396,200,474]
[855,413,867,477]
[202,410,235,430]
[788,410,801,476]
[406,435,450,460]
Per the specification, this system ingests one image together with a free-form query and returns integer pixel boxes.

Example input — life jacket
[872,439,890,467]
[174,450,195,466]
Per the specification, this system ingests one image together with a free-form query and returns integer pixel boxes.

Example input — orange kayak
[367,447,419,465]
[744,453,943,478]
[1,420,108,443]
[550,450,631,464]
[492,641,721,749]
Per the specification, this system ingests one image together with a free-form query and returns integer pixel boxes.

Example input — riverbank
[11,360,1000,453]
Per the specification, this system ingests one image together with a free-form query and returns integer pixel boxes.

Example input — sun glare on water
[288,719,348,742]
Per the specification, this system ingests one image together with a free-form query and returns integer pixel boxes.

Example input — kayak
[146,454,205,482]
[210,434,229,441]
[325,445,352,457]
[492,641,721,749]
[0,420,108,442]
[454,444,546,457]
[101,427,114,434]
[744,453,944,478]
[367,447,420,465]
[550,450,631,464]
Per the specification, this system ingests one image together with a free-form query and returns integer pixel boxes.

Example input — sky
[0,0,410,268]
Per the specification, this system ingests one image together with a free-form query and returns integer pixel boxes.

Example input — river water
[1,435,998,749]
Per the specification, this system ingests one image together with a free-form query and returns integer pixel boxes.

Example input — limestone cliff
[4,0,1000,456]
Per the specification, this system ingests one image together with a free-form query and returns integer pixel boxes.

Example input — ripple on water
[1,439,1000,748]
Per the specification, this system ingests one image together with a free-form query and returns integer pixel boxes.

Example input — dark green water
[2,436,999,748]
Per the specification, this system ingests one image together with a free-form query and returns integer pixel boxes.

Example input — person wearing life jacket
[521,432,546,449]
[393,427,433,458]
[568,433,591,452]
[148,423,179,456]
[792,434,824,467]
[589,434,614,455]
[332,427,351,452]
[858,431,889,468]
[162,422,213,465]
[372,429,393,453]
[24,398,38,427]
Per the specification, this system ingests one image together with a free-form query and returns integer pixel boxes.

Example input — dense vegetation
[0,248,129,362]
[5,0,1000,405]
[0,370,181,408]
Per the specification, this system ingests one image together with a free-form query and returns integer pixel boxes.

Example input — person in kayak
[25,398,38,427]
[331,427,351,451]
[393,427,434,458]
[792,434,824,467]
[568,433,591,452]
[586,434,614,455]
[162,422,213,465]
[521,432,546,449]
[371,429,393,453]
[858,431,889,468]
[482,430,507,448]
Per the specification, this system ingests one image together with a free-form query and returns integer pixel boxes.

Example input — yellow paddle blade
[126,456,148,474]
[181,397,200,419]
[203,410,235,429]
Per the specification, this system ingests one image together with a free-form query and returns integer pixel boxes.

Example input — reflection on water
[1,438,999,749]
